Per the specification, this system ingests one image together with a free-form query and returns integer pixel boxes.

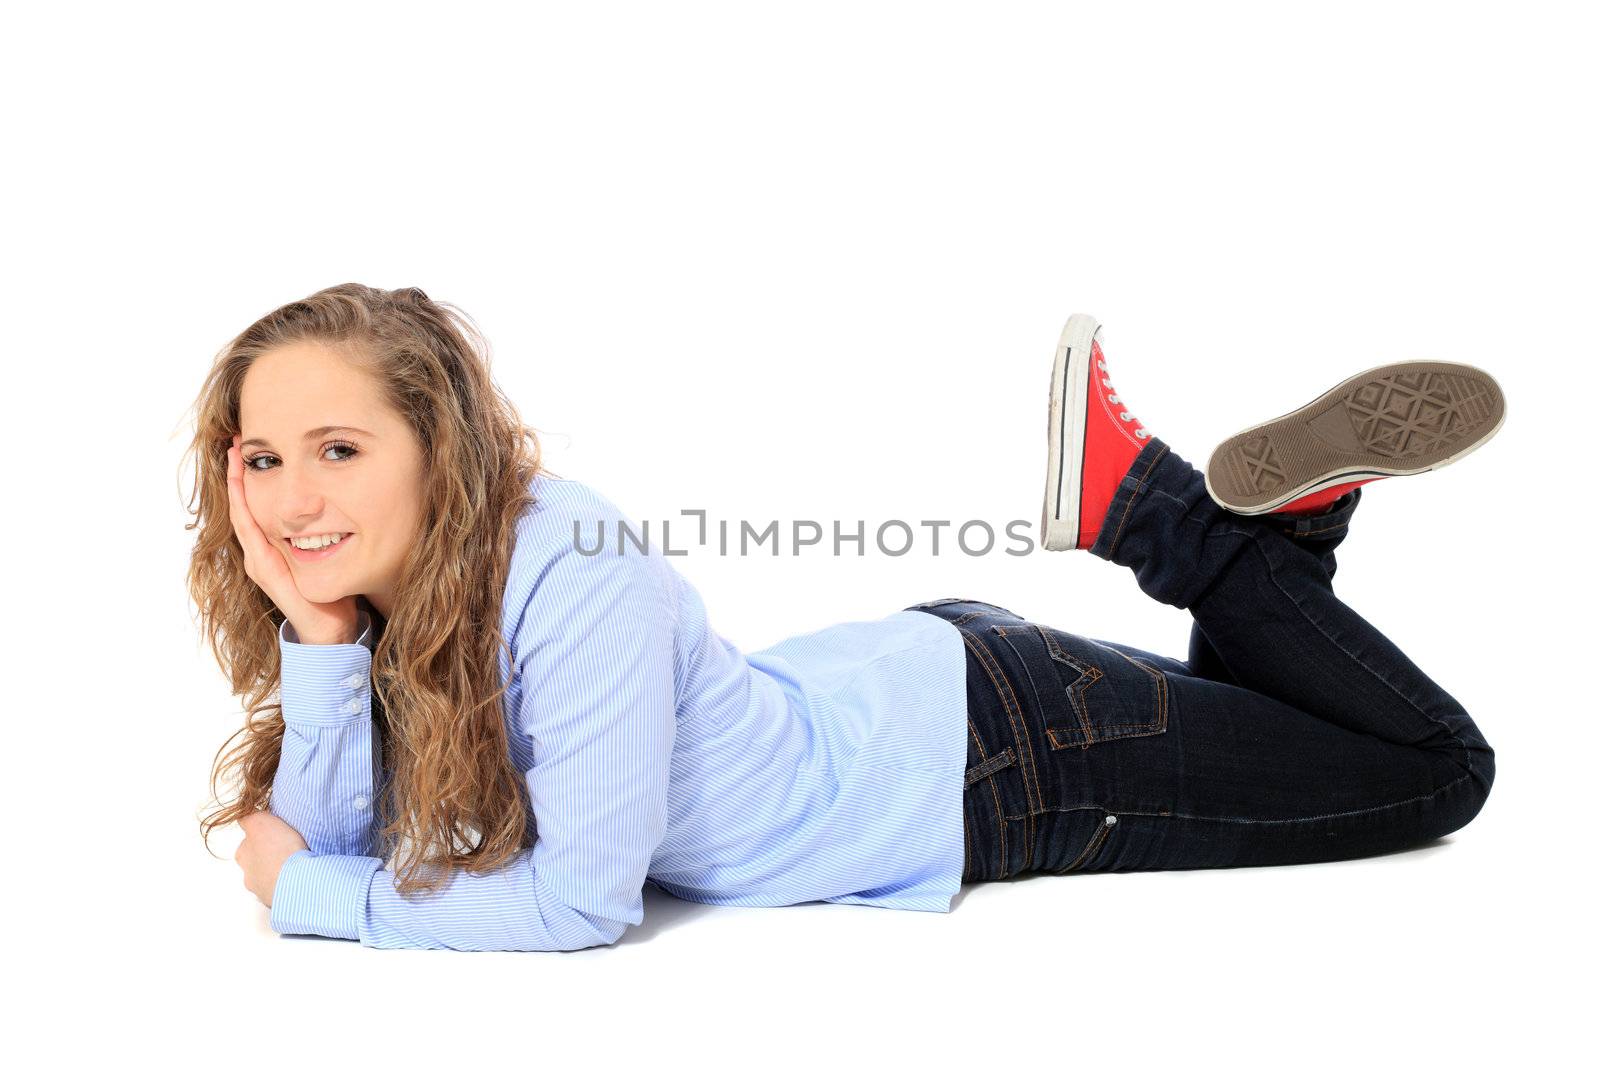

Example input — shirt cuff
[269,849,384,941]
[282,608,375,649]
[278,610,375,728]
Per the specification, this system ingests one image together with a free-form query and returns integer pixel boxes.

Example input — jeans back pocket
[991,623,1169,750]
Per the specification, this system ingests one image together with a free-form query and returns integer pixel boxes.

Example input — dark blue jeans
[906,437,1495,882]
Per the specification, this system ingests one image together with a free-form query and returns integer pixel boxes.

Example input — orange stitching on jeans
[1106,441,1169,556]
[963,748,1005,785]
[965,747,1016,787]
[966,713,1005,878]
[954,609,1009,626]
[1097,641,1170,735]
[1030,625,1106,746]
[1059,816,1114,873]
[962,630,1037,870]
[1019,625,1170,748]
[966,631,1041,823]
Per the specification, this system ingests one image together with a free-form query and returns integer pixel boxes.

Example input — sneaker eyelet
[1120,411,1133,421]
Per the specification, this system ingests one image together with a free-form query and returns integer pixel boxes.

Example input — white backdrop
[6,1,1592,1062]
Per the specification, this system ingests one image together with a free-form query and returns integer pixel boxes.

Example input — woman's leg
[1183,482,1361,686]
[912,435,1493,880]
[1063,435,1495,869]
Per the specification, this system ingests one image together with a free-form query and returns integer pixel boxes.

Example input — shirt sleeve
[268,528,679,951]
[268,609,380,857]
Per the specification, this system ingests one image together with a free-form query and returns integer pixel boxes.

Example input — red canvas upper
[1266,476,1379,516]
[1077,337,1152,547]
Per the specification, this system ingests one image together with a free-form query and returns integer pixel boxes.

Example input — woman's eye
[242,442,359,472]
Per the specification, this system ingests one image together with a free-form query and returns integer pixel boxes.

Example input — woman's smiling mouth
[286,533,353,560]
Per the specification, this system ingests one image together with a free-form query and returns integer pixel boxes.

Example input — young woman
[191,285,1502,951]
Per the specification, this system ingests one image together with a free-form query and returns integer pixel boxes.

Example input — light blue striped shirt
[267,472,969,950]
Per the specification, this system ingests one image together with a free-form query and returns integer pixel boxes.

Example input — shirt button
[341,697,363,716]
[353,795,369,811]
[343,671,366,690]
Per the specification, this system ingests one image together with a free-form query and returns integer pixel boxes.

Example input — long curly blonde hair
[187,282,550,898]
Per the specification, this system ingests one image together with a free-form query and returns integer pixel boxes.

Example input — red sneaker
[1204,361,1506,517]
[1041,314,1154,550]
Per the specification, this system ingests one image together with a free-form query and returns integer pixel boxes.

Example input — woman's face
[238,341,425,621]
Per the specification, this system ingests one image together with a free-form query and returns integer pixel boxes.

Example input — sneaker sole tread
[1203,360,1506,515]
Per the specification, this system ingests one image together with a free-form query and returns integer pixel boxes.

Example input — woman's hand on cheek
[235,811,310,910]
[227,432,361,645]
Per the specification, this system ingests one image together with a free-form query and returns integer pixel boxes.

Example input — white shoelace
[1098,358,1151,439]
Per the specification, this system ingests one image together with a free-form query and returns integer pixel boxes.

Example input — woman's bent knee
[1434,738,1494,840]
